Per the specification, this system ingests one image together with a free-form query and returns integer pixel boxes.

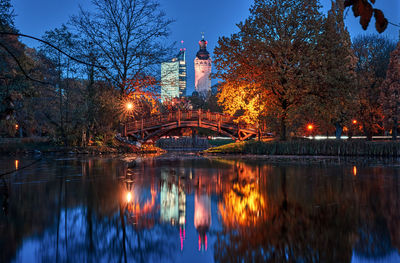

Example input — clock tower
[194,34,212,95]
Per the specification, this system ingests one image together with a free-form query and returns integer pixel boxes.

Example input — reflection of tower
[160,169,188,251]
[179,183,186,250]
[194,33,212,95]
[160,170,179,224]
[194,177,211,251]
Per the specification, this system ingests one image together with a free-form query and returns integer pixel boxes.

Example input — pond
[0,154,399,263]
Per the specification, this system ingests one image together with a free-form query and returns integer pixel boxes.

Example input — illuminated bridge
[122,109,266,143]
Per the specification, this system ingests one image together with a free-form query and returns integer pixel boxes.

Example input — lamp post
[307,123,314,139]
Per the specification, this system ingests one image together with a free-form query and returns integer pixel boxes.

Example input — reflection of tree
[2,156,400,262]
[218,182,265,227]
[215,166,400,262]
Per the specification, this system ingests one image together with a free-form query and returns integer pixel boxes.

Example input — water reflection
[0,156,399,262]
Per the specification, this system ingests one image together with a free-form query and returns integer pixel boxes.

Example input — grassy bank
[0,137,164,155]
[205,140,400,157]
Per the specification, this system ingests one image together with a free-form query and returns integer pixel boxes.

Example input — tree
[0,0,14,30]
[0,0,38,136]
[214,0,324,140]
[39,25,80,144]
[379,42,400,139]
[71,0,173,96]
[353,35,396,140]
[308,0,357,139]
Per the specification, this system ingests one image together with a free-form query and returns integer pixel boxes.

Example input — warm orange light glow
[15,124,19,130]
[15,160,19,170]
[219,182,266,227]
[343,126,348,132]
[353,166,357,176]
[352,119,357,124]
[126,102,133,110]
[126,192,132,203]
[307,124,314,131]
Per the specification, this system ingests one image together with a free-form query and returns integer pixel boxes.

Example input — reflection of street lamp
[126,192,132,203]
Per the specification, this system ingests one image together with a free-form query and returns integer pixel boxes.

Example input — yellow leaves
[219,182,266,227]
[218,82,267,125]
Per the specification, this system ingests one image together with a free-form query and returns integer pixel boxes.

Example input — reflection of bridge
[123,109,265,142]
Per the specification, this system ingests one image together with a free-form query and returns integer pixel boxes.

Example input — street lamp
[126,102,133,111]
[307,124,314,131]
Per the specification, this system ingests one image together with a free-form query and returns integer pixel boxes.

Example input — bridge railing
[125,110,239,132]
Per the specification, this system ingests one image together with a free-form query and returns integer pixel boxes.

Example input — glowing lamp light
[353,166,357,176]
[307,124,314,131]
[352,119,357,124]
[15,124,19,130]
[126,192,132,203]
[15,160,19,170]
[126,102,133,110]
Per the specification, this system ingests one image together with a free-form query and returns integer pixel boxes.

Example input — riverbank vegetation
[205,139,400,157]
[0,137,164,155]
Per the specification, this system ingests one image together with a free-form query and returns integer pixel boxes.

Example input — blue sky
[11,0,400,95]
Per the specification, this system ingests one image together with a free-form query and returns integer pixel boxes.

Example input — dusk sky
[11,0,400,95]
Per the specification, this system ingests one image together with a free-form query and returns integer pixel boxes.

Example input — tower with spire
[194,33,212,95]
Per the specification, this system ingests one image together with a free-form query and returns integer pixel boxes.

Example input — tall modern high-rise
[161,47,187,103]
[194,34,212,95]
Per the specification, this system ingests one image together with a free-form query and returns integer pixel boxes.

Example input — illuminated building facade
[161,48,187,103]
[194,34,212,95]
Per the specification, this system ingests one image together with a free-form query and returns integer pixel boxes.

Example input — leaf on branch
[344,0,355,8]
[352,0,361,17]
[374,9,388,33]
[359,2,373,30]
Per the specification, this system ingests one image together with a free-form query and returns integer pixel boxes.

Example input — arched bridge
[122,109,266,142]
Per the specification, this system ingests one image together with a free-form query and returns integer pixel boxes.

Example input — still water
[0,154,399,263]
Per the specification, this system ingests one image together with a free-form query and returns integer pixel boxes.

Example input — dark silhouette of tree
[352,35,396,140]
[71,0,173,96]
[379,42,400,139]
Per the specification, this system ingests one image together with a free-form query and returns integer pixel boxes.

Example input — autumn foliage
[379,42,400,138]
[344,0,388,33]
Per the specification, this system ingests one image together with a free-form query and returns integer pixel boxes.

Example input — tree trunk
[335,123,343,139]
[364,126,373,141]
[280,115,286,141]
[280,103,287,141]
[392,118,398,140]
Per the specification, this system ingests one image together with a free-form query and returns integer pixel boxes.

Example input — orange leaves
[344,0,388,33]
